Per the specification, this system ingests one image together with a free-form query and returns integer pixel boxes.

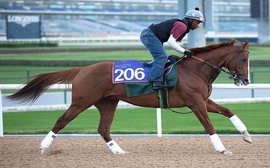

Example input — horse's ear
[230,39,236,45]
[243,40,249,49]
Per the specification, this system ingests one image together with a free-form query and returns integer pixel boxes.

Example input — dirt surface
[1,137,269,168]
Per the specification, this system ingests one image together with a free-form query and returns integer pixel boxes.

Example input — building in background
[251,0,270,43]
[0,0,261,43]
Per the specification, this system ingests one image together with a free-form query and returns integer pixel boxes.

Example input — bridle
[225,48,250,81]
[189,47,249,81]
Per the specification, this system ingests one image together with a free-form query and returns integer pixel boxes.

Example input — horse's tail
[8,67,81,103]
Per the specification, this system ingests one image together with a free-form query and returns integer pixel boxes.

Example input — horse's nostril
[244,79,250,85]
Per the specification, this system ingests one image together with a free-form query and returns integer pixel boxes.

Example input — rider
[140,7,205,90]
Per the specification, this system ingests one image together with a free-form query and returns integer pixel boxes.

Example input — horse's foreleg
[94,98,125,154]
[206,99,252,143]
[40,104,88,153]
[188,101,232,155]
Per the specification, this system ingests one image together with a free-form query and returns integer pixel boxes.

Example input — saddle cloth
[112,57,178,97]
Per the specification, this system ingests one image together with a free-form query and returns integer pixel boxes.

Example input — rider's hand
[183,50,193,57]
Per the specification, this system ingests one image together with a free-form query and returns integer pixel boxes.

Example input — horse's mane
[189,40,235,55]
[169,40,239,61]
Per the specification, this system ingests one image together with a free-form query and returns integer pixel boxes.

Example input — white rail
[1,84,270,137]
[2,83,270,90]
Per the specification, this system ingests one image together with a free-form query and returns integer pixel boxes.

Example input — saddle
[112,56,179,109]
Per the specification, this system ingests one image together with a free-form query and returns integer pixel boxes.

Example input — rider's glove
[183,50,193,57]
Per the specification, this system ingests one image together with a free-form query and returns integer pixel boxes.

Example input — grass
[0,50,153,61]
[0,45,270,61]
[249,46,270,60]
[0,44,142,50]
[0,66,67,84]
[3,102,270,134]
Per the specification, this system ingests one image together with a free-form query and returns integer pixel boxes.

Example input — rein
[191,56,237,79]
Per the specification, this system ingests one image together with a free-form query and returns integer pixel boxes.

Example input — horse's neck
[200,46,233,67]
[189,46,233,84]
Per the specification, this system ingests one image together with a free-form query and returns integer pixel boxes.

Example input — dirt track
[1,137,269,168]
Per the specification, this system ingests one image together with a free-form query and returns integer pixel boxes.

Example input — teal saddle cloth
[124,57,178,97]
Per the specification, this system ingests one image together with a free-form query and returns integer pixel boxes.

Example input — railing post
[64,90,67,104]
[250,72,255,98]
[0,90,3,137]
[156,108,162,137]
[251,88,255,98]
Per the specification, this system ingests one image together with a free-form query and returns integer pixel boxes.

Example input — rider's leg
[140,28,168,89]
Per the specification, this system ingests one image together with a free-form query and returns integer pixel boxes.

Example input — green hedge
[0,45,146,54]
[0,41,58,48]
[0,59,103,67]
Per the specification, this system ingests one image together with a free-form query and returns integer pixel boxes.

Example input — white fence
[1,84,270,137]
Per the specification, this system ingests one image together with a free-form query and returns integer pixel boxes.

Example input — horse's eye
[241,58,247,62]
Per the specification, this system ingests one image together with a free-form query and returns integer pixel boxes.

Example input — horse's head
[225,41,250,86]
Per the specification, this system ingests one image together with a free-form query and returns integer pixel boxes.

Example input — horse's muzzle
[234,74,249,86]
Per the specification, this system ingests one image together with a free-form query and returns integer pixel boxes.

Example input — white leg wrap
[40,131,57,153]
[230,115,247,133]
[210,134,225,152]
[106,140,125,154]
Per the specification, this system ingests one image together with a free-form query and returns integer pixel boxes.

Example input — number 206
[114,68,145,81]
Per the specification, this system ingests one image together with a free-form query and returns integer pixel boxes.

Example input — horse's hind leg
[40,104,89,153]
[206,99,252,143]
[94,98,125,154]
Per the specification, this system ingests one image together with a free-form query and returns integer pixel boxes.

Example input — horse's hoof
[243,134,253,143]
[40,146,48,154]
[114,150,126,154]
[221,150,233,156]
[40,149,45,154]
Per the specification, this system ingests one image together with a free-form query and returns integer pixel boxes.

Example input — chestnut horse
[8,40,252,155]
